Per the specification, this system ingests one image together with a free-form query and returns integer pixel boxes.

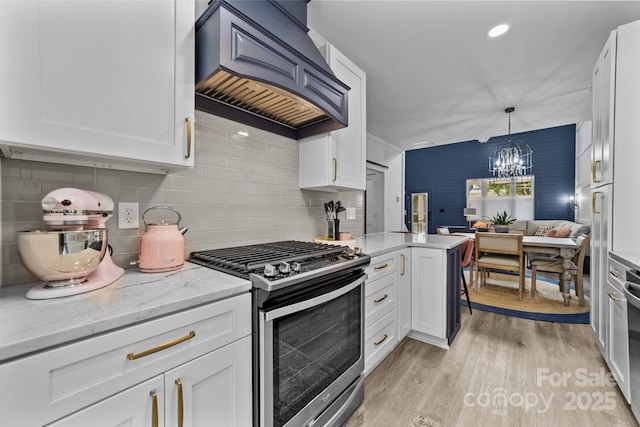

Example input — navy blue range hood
[195,0,350,139]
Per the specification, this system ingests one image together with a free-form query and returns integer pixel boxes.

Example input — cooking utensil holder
[327,219,340,240]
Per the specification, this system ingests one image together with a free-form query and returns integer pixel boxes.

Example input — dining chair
[530,234,591,305]
[474,232,526,299]
[460,238,474,314]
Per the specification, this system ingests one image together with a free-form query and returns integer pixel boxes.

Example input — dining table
[456,233,579,306]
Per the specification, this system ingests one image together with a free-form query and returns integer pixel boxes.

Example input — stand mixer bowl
[17,229,108,286]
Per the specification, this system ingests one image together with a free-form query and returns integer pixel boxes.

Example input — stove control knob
[345,248,355,258]
[263,264,278,278]
[354,247,362,256]
[279,262,291,274]
[292,262,302,272]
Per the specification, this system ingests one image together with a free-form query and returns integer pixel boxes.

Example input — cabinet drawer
[365,252,398,282]
[364,308,398,375]
[0,293,251,427]
[365,272,398,329]
[608,256,626,291]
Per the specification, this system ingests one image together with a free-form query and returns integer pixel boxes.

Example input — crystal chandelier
[489,107,533,177]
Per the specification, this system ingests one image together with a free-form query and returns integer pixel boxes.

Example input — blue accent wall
[405,124,576,234]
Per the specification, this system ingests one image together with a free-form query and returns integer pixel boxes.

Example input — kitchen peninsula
[0,233,465,425]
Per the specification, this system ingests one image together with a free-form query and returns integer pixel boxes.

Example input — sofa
[508,220,590,241]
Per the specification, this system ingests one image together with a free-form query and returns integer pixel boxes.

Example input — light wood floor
[347,309,638,427]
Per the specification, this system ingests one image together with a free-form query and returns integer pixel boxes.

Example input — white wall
[366,133,404,231]
[1,112,365,286]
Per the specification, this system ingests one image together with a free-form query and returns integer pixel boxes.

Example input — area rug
[461,271,590,324]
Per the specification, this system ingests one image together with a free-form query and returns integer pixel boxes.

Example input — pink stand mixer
[17,188,125,299]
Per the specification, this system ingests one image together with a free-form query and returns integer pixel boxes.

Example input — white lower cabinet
[49,375,166,427]
[50,337,252,427]
[409,247,452,349]
[398,249,412,340]
[606,268,631,402]
[364,309,398,375]
[0,294,252,426]
[364,251,399,374]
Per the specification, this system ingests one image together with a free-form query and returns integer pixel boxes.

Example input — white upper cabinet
[612,19,640,260]
[591,30,616,188]
[299,42,366,191]
[0,0,195,174]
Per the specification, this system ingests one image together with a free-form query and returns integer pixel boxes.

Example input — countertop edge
[0,263,252,363]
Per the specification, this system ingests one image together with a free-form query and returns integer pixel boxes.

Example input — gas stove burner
[189,240,370,291]
[189,240,347,275]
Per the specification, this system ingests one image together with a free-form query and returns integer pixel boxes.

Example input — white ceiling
[307,0,640,150]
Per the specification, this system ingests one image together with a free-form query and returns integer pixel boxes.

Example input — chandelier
[488,107,533,177]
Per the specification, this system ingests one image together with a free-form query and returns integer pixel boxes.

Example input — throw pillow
[547,226,571,238]
[472,220,491,229]
[535,225,552,236]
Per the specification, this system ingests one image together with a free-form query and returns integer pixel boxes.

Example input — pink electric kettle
[138,207,187,273]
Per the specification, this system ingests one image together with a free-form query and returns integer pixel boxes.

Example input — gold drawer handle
[374,294,389,304]
[374,263,389,271]
[592,160,601,183]
[175,378,184,427]
[332,157,337,182]
[610,269,623,279]
[185,117,193,159]
[608,291,622,302]
[150,390,159,427]
[400,254,406,276]
[592,191,601,214]
[374,334,389,346]
[127,331,196,360]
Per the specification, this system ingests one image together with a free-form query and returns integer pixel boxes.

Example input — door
[49,376,165,427]
[0,0,194,172]
[607,282,630,402]
[165,336,253,427]
[591,30,616,188]
[366,169,384,233]
[411,248,444,337]
[398,249,412,340]
[591,186,611,353]
[411,193,429,234]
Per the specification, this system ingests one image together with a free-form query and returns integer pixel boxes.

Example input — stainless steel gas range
[190,241,371,427]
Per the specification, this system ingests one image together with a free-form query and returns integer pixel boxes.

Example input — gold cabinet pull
[150,390,159,427]
[374,294,389,304]
[610,269,623,279]
[185,117,193,159]
[374,334,388,346]
[332,157,337,182]
[592,192,601,214]
[127,331,196,360]
[400,254,406,276]
[608,291,622,302]
[592,160,601,183]
[175,379,184,427]
[374,263,389,271]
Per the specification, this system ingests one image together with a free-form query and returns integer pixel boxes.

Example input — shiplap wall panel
[405,125,576,233]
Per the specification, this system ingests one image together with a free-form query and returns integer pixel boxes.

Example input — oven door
[259,272,365,427]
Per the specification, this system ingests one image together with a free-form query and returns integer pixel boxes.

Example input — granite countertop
[354,232,468,257]
[0,262,251,363]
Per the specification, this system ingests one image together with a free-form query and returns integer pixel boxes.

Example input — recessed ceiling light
[488,24,509,38]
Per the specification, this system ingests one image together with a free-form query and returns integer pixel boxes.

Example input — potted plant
[489,210,517,233]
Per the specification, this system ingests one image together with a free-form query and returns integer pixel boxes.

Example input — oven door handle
[624,282,640,310]
[264,275,365,322]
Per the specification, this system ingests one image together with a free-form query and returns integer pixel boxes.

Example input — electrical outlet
[118,202,139,229]
[346,207,356,220]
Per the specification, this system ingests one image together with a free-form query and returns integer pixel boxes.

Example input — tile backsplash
[1,112,364,286]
